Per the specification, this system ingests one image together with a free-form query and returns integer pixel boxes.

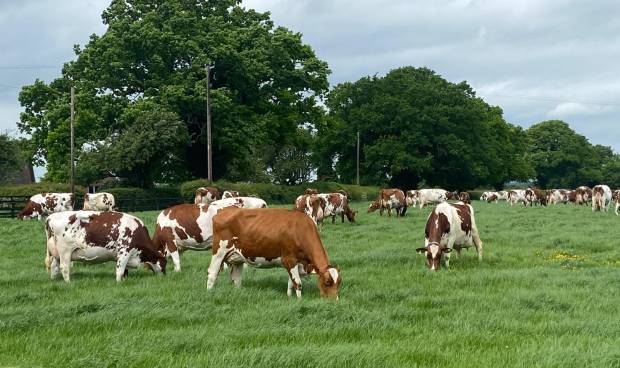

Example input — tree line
[6,0,620,190]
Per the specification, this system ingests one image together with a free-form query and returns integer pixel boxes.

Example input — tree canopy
[0,134,24,185]
[18,0,329,186]
[316,67,533,190]
[526,120,620,188]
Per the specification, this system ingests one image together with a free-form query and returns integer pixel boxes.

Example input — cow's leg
[165,242,181,272]
[116,249,131,282]
[615,202,619,216]
[50,257,60,280]
[58,247,73,283]
[284,259,302,298]
[207,238,229,289]
[230,263,244,288]
[472,233,483,261]
[444,239,455,269]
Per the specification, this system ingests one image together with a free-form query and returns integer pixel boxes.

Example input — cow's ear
[416,247,427,254]
[322,272,334,286]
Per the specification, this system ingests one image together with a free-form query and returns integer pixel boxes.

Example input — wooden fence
[0,196,184,218]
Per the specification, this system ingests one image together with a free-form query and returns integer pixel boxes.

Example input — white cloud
[547,102,615,117]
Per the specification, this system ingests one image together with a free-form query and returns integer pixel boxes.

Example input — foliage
[76,103,190,187]
[317,67,533,190]
[180,179,380,203]
[0,182,84,197]
[0,134,24,185]
[1,202,619,366]
[526,120,620,188]
[18,0,329,187]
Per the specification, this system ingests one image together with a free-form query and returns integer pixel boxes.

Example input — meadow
[1,201,619,367]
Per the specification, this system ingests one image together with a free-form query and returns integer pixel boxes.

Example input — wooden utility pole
[70,86,75,198]
[205,64,213,182]
[356,131,360,185]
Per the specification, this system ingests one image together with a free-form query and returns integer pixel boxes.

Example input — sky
[2,0,620,178]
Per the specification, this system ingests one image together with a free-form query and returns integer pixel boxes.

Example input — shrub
[0,183,85,197]
[180,180,380,204]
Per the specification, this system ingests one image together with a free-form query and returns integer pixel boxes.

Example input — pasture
[1,201,619,367]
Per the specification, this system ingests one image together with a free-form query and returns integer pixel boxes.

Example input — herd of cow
[14,183,614,298]
[479,185,620,213]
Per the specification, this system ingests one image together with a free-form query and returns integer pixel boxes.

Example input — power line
[481,93,620,107]
[0,65,59,70]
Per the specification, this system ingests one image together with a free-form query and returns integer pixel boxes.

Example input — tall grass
[0,202,619,367]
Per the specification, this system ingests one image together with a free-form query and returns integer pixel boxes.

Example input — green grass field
[1,201,619,367]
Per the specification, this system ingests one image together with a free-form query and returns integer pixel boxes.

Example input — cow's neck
[307,244,331,273]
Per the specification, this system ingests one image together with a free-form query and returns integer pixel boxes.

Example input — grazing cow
[508,190,527,206]
[575,186,592,205]
[614,190,620,215]
[481,192,499,203]
[153,197,267,272]
[406,190,418,207]
[458,192,471,204]
[207,208,341,299]
[592,185,612,212]
[82,192,115,211]
[318,193,356,223]
[548,189,570,205]
[368,189,407,217]
[45,211,166,282]
[222,190,239,199]
[304,188,319,195]
[194,187,221,204]
[18,193,74,220]
[411,189,448,209]
[294,194,326,225]
[525,188,547,206]
[416,202,483,270]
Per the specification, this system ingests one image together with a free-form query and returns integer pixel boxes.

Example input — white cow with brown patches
[18,193,74,220]
[153,197,267,272]
[412,189,448,209]
[416,202,483,270]
[508,190,527,206]
[45,211,166,282]
[82,192,115,211]
[592,184,612,212]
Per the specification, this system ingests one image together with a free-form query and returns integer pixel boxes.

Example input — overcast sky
[2,0,620,178]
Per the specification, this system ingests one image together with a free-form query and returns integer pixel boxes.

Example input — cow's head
[144,250,167,275]
[367,201,381,213]
[17,201,40,220]
[345,208,357,222]
[416,242,451,271]
[317,266,341,299]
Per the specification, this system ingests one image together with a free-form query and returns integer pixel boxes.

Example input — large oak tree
[18,0,329,186]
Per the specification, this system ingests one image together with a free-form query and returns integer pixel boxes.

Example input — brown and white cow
[525,188,547,206]
[194,187,221,204]
[294,194,326,225]
[508,190,527,206]
[614,190,620,215]
[416,202,483,270]
[367,189,407,217]
[482,192,499,203]
[45,211,166,282]
[18,193,74,220]
[152,197,267,272]
[547,189,570,205]
[575,186,592,205]
[206,207,341,299]
[318,193,356,223]
[405,190,418,207]
[82,192,115,211]
[592,184,612,212]
[458,192,471,204]
[222,190,239,199]
[411,189,448,209]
